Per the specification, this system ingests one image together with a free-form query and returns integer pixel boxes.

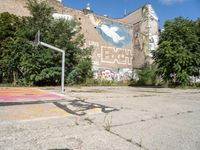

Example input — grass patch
[70,89,105,93]
[0,83,22,87]
[82,78,130,86]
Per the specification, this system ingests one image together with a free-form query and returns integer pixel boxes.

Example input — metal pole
[61,51,65,93]
[40,42,65,93]
[40,42,65,53]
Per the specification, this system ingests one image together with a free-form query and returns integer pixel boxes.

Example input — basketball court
[0,87,105,121]
[0,88,65,103]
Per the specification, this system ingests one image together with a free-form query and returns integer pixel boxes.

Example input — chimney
[83,3,93,15]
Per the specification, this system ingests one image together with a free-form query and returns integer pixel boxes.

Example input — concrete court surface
[0,86,200,150]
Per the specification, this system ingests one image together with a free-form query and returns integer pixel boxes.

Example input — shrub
[136,65,158,86]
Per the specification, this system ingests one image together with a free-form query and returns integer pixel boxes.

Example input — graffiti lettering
[86,40,132,66]
[101,46,132,65]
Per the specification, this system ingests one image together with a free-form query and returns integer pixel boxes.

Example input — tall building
[0,0,159,82]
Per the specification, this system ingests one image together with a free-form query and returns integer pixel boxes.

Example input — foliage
[66,57,93,85]
[0,0,92,85]
[0,12,24,84]
[136,65,158,86]
[153,17,200,86]
[81,78,130,86]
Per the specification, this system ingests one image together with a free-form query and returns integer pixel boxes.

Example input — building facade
[0,0,159,82]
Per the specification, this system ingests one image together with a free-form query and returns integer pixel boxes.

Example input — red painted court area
[0,88,65,103]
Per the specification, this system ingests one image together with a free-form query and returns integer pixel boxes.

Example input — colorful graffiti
[89,14,132,47]
[85,40,133,81]
[93,68,133,82]
[0,88,65,103]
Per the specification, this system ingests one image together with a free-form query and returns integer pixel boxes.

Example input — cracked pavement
[0,86,200,150]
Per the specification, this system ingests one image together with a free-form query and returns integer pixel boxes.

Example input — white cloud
[159,0,186,5]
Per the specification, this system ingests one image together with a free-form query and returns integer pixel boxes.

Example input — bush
[153,17,200,86]
[66,58,93,85]
[136,65,158,86]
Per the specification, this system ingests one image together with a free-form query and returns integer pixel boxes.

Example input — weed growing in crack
[75,119,79,125]
[187,110,193,113]
[103,114,113,131]
[126,138,132,143]
[84,117,94,125]
[138,137,143,147]
[153,114,158,119]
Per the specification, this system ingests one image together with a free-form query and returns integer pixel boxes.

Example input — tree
[0,12,24,84]
[0,0,92,85]
[153,17,200,85]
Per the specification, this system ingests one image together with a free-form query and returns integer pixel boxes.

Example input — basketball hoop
[30,30,65,93]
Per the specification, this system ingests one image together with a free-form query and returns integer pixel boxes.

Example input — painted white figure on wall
[100,25,125,43]
[89,14,132,47]
[89,15,124,43]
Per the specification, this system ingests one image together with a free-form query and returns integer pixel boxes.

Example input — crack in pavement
[106,130,149,150]
[99,110,197,150]
[111,109,197,128]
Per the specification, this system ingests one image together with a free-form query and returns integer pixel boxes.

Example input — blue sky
[62,0,200,29]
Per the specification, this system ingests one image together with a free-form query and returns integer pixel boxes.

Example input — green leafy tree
[0,12,24,84]
[154,17,200,85]
[0,0,92,85]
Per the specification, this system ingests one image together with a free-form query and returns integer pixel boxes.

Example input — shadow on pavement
[53,100,119,116]
[0,99,68,106]
[0,99,119,116]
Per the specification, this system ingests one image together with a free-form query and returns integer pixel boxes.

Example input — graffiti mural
[147,4,159,56]
[89,14,132,47]
[85,40,133,82]
[149,35,159,51]
[86,40,132,66]
[100,69,114,81]
[93,68,133,82]
[133,23,141,50]
[141,4,159,57]
[101,46,132,65]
